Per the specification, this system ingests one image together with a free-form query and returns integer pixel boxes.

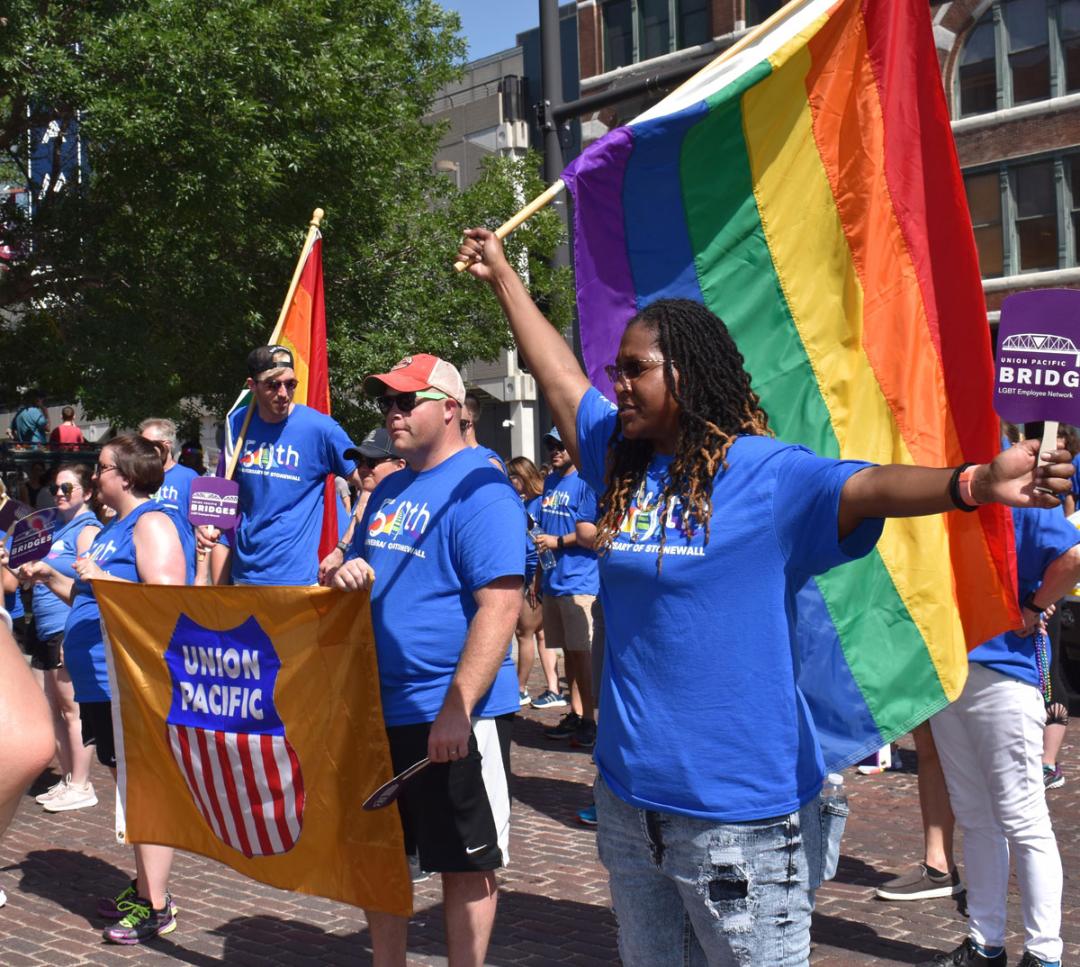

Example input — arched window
[958,0,1080,116]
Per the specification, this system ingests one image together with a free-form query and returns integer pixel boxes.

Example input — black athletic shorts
[387,714,513,874]
[80,701,117,768]
[29,628,63,671]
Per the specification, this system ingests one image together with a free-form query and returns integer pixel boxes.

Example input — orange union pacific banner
[95,581,410,916]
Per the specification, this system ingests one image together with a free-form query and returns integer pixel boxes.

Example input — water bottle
[819,772,848,884]
[528,515,557,571]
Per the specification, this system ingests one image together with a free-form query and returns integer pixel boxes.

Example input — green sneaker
[102,898,177,944]
[98,881,177,920]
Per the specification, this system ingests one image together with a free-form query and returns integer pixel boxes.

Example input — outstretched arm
[838,439,1074,540]
[459,228,591,465]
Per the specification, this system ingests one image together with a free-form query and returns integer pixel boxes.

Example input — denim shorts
[595,775,818,967]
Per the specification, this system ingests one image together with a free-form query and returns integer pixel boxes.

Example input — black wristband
[1022,591,1047,614]
[948,463,978,512]
[336,540,349,554]
[557,535,565,551]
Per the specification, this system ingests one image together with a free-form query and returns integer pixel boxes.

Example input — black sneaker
[102,898,177,944]
[1017,953,1053,967]
[875,863,963,901]
[544,711,580,740]
[570,718,597,749]
[918,938,1006,967]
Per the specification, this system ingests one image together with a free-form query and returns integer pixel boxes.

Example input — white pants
[931,662,1062,963]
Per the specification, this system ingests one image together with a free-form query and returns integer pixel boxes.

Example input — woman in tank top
[19,435,186,945]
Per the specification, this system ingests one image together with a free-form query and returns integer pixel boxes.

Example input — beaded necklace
[1034,625,1053,705]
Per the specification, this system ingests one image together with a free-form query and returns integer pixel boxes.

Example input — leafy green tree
[0,0,570,436]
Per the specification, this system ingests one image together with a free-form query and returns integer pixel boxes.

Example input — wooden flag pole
[452,0,807,272]
[224,208,325,482]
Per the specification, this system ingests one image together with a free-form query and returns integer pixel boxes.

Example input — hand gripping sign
[994,289,1080,462]
[164,614,305,857]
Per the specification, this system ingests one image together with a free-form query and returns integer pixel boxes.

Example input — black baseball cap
[247,345,295,378]
[344,427,402,462]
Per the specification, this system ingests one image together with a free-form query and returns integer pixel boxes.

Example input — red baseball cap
[363,354,466,404]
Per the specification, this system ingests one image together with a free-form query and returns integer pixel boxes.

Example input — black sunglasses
[376,392,437,415]
[260,378,298,392]
[357,455,392,470]
[49,482,76,497]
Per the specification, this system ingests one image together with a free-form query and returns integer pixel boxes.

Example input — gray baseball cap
[345,427,402,462]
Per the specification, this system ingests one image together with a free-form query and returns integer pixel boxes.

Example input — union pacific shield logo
[163,614,304,856]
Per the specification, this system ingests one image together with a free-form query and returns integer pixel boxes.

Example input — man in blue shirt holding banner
[201,345,361,585]
[323,352,524,967]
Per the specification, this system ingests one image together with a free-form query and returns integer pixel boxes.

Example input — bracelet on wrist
[336,540,349,554]
[1022,591,1048,615]
[557,535,565,551]
[948,463,979,512]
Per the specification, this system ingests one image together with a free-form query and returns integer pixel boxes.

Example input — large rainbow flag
[224,224,338,560]
[561,0,1019,768]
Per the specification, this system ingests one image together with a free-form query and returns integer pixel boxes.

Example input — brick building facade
[570,0,1080,327]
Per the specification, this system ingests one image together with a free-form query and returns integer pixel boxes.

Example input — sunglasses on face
[260,378,299,393]
[376,391,445,415]
[547,443,566,455]
[357,455,392,470]
[604,357,666,385]
[459,419,473,432]
[49,482,77,497]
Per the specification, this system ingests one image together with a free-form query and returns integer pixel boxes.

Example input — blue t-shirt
[228,404,355,586]
[1,528,24,621]
[353,447,525,726]
[151,463,199,581]
[576,388,883,822]
[523,494,542,584]
[537,470,600,596]
[65,502,169,703]
[31,512,101,638]
[14,406,47,443]
[968,506,1080,685]
[1072,454,1080,500]
[473,444,507,474]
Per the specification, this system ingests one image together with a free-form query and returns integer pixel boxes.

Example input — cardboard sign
[994,289,1080,425]
[188,477,240,530]
[8,508,60,568]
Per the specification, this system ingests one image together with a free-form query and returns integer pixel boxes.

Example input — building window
[746,1,785,27]
[964,153,1080,277]
[957,0,1080,116]
[966,171,1005,277]
[1013,160,1058,270]
[602,0,713,71]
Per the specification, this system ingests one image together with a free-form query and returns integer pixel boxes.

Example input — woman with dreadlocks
[458,227,1074,966]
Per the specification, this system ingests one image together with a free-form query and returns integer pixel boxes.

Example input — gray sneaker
[876,863,963,901]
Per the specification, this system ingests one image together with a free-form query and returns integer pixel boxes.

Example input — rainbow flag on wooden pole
[491,0,1019,768]
[223,208,338,561]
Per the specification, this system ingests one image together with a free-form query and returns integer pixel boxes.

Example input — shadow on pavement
[13,848,131,927]
[812,911,945,963]
[211,915,370,965]
[510,773,595,830]
[511,713,595,756]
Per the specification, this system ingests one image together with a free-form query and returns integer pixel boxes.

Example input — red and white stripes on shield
[167,725,305,857]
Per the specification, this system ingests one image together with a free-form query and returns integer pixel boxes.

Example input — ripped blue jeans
[595,775,815,966]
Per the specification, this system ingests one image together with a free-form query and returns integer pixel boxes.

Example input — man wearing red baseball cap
[324,353,524,966]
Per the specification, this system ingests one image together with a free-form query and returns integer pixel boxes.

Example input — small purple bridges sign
[8,508,60,568]
[995,289,1080,426]
[188,477,240,530]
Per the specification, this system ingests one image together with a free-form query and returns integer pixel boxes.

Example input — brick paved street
[1,703,1077,965]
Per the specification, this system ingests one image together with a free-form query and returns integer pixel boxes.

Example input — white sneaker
[35,776,68,805]
[0,887,6,907]
[42,780,97,813]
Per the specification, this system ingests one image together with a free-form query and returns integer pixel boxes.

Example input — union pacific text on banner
[96,581,411,916]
